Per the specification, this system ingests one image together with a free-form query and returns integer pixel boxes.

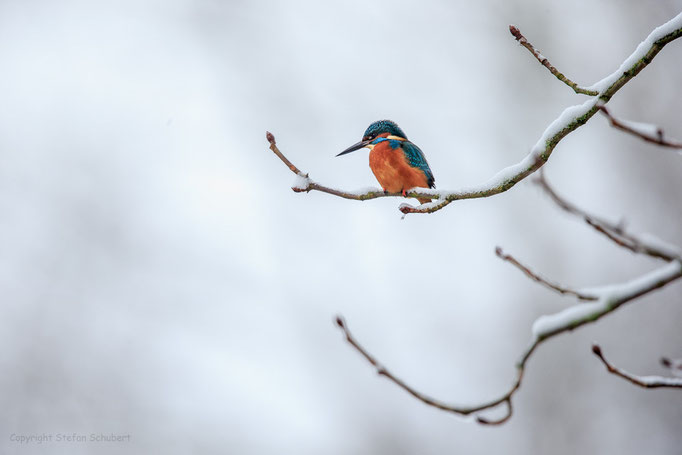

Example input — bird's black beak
[336,140,370,157]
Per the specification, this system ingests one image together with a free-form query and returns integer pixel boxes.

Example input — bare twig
[592,345,682,388]
[599,106,682,149]
[335,259,681,424]
[509,25,598,96]
[495,247,598,301]
[584,219,642,255]
[535,171,680,262]
[334,316,518,424]
[269,15,682,215]
[660,357,682,377]
[267,132,303,175]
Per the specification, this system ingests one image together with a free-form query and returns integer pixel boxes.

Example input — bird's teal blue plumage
[363,120,407,140]
[337,120,435,203]
[399,141,435,188]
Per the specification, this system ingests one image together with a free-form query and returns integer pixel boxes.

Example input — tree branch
[336,258,682,424]
[535,171,681,262]
[495,247,598,301]
[599,106,682,149]
[592,344,682,388]
[509,25,598,96]
[268,14,682,215]
[334,316,516,424]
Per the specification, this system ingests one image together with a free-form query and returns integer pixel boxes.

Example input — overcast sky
[1,1,681,454]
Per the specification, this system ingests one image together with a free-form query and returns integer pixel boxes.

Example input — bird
[337,120,435,204]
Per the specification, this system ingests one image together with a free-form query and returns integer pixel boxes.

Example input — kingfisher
[337,120,435,204]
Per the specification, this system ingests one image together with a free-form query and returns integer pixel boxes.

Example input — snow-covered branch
[535,171,681,262]
[599,106,682,151]
[336,257,681,424]
[336,167,682,424]
[531,260,681,340]
[592,345,682,389]
[269,14,682,215]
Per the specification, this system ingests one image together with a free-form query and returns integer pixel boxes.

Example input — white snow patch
[636,375,682,386]
[530,98,598,154]
[532,300,606,339]
[617,118,662,138]
[292,173,312,190]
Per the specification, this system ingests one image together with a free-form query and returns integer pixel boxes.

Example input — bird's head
[337,120,407,156]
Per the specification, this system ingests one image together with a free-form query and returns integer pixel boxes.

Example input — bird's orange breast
[369,141,431,193]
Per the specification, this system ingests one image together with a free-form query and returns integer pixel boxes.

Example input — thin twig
[660,357,682,378]
[535,171,680,262]
[592,345,682,388]
[334,316,519,424]
[584,219,640,253]
[599,107,682,149]
[509,25,598,96]
[495,247,598,301]
[267,132,303,176]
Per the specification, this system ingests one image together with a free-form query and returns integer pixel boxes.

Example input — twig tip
[509,25,522,40]
[335,315,346,329]
[266,131,276,145]
[591,344,602,356]
[661,357,672,368]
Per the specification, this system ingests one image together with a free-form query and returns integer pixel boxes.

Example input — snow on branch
[336,171,682,424]
[599,106,682,151]
[335,258,682,424]
[592,345,682,388]
[535,171,682,262]
[268,14,682,215]
[531,259,681,340]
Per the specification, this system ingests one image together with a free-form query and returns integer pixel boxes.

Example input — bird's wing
[403,141,435,188]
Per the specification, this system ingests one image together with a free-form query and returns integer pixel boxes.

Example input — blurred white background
[1,0,681,453]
